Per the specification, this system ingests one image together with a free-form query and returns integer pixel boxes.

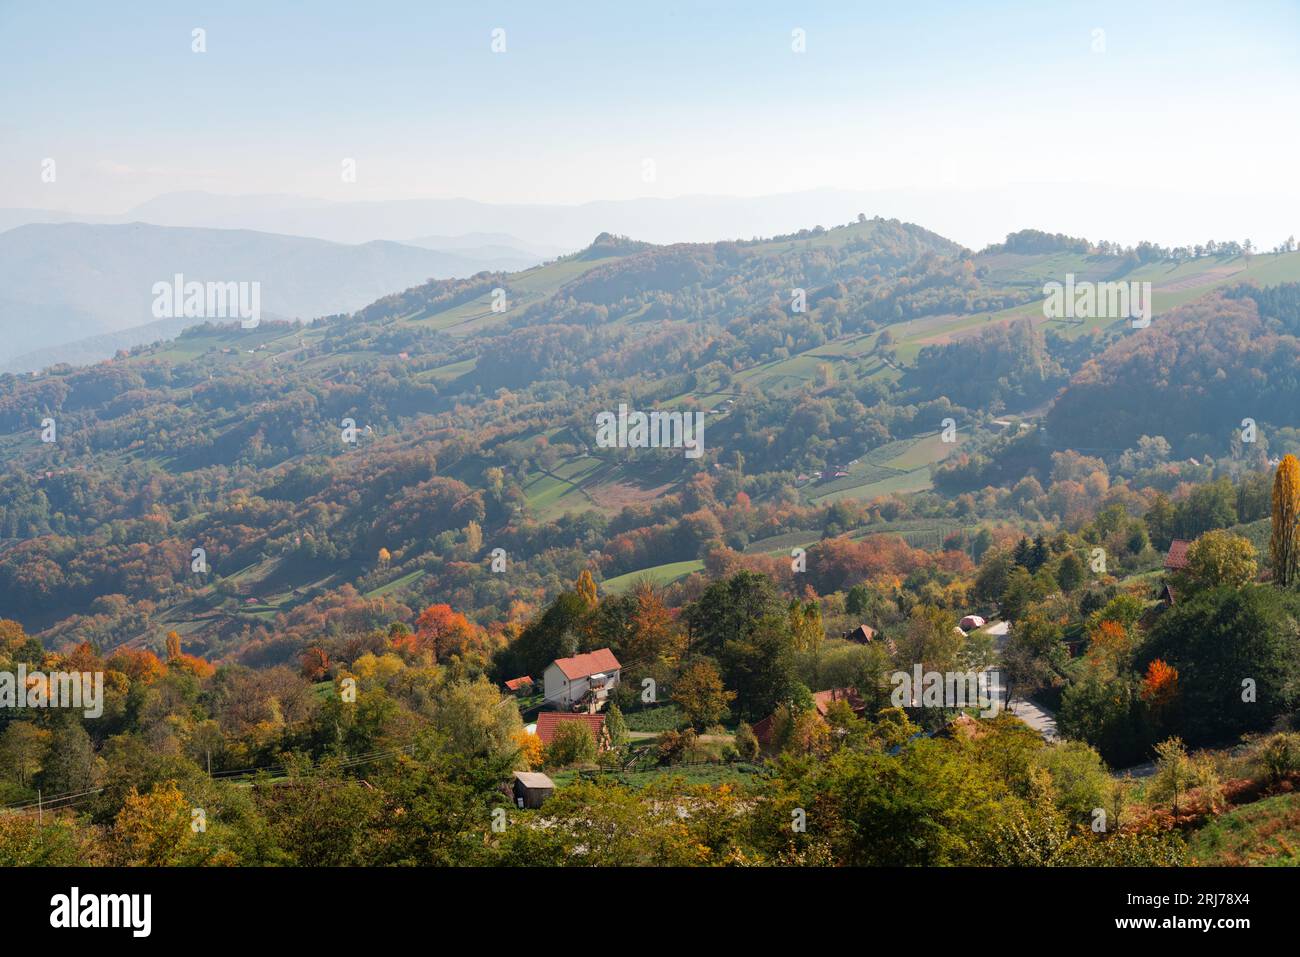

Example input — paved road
[982,625,1058,741]
[1005,695,1058,741]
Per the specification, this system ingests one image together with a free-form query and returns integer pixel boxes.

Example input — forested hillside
[1,219,1298,663]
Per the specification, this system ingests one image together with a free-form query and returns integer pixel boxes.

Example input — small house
[959,614,986,631]
[512,771,555,809]
[532,712,609,750]
[503,676,534,696]
[752,687,866,750]
[844,624,877,644]
[543,648,621,711]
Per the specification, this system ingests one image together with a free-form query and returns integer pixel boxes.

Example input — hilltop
[1,217,1299,660]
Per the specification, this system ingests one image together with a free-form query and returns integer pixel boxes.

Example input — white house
[543,648,622,711]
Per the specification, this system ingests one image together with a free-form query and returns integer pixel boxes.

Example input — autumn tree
[514,729,544,769]
[575,569,599,609]
[113,781,198,866]
[409,603,475,660]
[300,646,330,681]
[1271,454,1300,586]
[465,520,484,554]
[1139,658,1180,721]
[1178,530,1258,593]
[672,659,736,729]
[1147,737,1194,818]
[164,630,181,661]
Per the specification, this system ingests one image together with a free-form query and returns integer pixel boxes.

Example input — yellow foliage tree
[1271,454,1300,587]
[377,547,391,566]
[575,569,599,609]
[514,729,544,769]
[113,782,196,866]
[164,630,181,661]
[465,520,484,554]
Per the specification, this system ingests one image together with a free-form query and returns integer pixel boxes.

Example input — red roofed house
[503,676,534,695]
[532,711,609,750]
[751,687,866,750]
[543,648,621,711]
[1164,539,1191,572]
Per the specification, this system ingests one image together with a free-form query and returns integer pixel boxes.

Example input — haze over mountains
[5,184,1297,374]
[0,221,552,373]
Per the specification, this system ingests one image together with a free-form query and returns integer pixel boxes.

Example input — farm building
[511,771,555,809]
[1164,539,1192,572]
[844,624,877,643]
[532,711,610,750]
[543,648,621,711]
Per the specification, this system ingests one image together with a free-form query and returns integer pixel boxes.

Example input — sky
[1,0,1298,248]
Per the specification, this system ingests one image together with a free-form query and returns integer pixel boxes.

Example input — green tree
[1056,551,1086,593]
[719,616,798,721]
[35,720,96,796]
[1030,741,1111,824]
[734,721,760,761]
[0,721,51,789]
[546,721,598,768]
[604,703,628,749]
[1142,586,1300,744]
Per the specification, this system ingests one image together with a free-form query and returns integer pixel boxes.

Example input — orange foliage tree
[300,646,330,681]
[1140,658,1180,714]
[402,603,475,660]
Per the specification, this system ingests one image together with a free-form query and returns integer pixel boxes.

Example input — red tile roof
[551,648,621,680]
[533,711,607,746]
[752,687,863,749]
[812,687,866,717]
[504,676,533,692]
[845,624,877,643]
[1165,539,1192,571]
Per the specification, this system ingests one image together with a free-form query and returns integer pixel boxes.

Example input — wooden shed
[512,771,555,809]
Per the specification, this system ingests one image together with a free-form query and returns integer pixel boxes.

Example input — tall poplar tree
[1270,455,1300,586]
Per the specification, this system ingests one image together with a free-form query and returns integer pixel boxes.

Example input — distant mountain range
[7,184,1296,253]
[0,222,550,373]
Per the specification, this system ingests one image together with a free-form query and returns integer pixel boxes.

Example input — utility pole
[207,748,212,778]
[37,789,42,826]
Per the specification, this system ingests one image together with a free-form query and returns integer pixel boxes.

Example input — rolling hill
[2,214,1299,659]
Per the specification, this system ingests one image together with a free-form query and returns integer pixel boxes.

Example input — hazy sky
[2,0,1298,247]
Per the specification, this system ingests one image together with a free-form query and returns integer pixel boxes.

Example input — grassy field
[1187,792,1300,865]
[805,430,964,505]
[600,559,703,594]
[622,703,686,733]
